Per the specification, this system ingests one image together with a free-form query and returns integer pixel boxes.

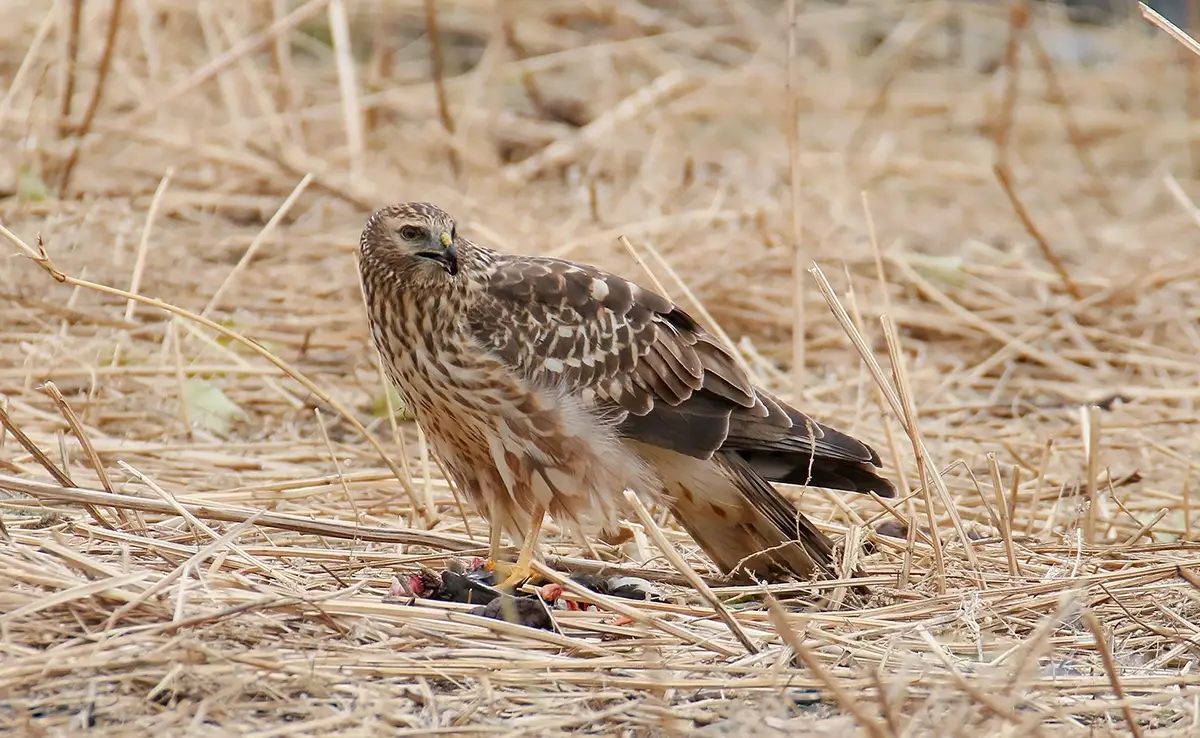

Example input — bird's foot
[483,558,537,591]
[497,560,536,591]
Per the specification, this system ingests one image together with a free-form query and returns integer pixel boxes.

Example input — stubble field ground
[3,0,1200,735]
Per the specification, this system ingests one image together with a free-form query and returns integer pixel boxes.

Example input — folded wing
[468,252,893,499]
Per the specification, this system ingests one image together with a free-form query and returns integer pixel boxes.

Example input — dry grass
[2,0,1200,734]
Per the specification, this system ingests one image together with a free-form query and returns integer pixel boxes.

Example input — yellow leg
[487,500,504,564]
[496,505,545,590]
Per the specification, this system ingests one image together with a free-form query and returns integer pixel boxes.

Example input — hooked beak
[439,231,458,276]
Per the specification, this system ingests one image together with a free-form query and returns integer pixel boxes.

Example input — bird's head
[360,202,460,278]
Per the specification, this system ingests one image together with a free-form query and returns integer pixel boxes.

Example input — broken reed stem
[423,0,460,177]
[861,191,918,585]
[764,596,891,738]
[994,2,1026,157]
[1006,464,1021,529]
[0,225,433,526]
[991,4,1081,301]
[327,0,364,179]
[0,403,113,530]
[57,0,125,195]
[845,284,918,585]
[504,70,690,184]
[812,264,984,583]
[1027,436,1054,535]
[125,168,173,322]
[40,381,127,525]
[618,235,673,299]
[916,627,1023,725]
[785,0,806,397]
[0,472,476,551]
[882,317,982,582]
[375,357,446,532]
[118,0,329,126]
[1024,29,1116,215]
[1080,608,1145,738]
[1183,465,1193,541]
[1140,1,1200,57]
[808,265,947,593]
[201,172,314,318]
[987,453,1021,578]
[118,460,297,586]
[623,489,758,655]
[638,239,758,381]
[1120,507,1167,546]
[314,408,360,528]
[168,319,192,438]
[500,11,550,119]
[883,321,974,585]
[530,561,739,659]
[1084,404,1102,544]
[57,0,83,138]
[844,287,914,531]
[103,511,266,629]
[993,165,1082,300]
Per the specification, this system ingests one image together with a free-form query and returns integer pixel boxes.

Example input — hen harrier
[359,202,893,588]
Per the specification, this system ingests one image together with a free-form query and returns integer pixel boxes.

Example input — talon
[497,563,535,590]
[489,504,545,592]
[484,559,536,590]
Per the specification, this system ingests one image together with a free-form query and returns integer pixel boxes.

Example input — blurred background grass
[3,1,1200,735]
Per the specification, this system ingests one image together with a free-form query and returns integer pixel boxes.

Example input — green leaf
[183,378,248,435]
[372,382,413,421]
[214,318,239,348]
[297,18,333,47]
[17,168,48,203]
[905,254,966,286]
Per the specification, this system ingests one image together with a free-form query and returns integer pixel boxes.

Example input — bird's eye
[399,225,423,241]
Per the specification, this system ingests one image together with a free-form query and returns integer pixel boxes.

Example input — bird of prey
[358,202,894,589]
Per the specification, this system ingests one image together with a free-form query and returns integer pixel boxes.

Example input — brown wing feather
[466,251,893,498]
[470,254,767,446]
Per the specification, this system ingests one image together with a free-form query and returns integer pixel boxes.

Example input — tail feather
[737,448,895,497]
[725,392,895,499]
[638,444,847,584]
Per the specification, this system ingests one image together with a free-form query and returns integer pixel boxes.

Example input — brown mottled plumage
[358,202,894,587]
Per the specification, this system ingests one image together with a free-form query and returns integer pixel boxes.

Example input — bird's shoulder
[464,252,684,389]
[472,252,674,323]
[463,251,762,423]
